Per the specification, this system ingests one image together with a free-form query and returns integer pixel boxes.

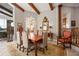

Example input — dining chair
[16,31,23,50]
[22,30,34,55]
[16,24,23,50]
[57,31,72,48]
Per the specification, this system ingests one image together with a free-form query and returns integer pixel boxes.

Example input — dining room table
[29,33,42,56]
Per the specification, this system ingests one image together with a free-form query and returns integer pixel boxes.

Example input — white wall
[37,7,59,38]
[71,7,79,27]
[61,6,73,29]
[14,8,38,40]
[61,6,79,28]
[24,11,38,31]
[15,7,24,28]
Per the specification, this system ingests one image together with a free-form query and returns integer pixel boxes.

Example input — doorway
[0,3,14,42]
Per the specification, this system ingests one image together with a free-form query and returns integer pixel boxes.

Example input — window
[0,18,7,29]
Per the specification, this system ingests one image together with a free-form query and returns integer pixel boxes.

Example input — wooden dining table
[29,33,42,56]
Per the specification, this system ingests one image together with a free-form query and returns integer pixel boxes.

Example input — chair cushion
[58,38,65,43]
[22,31,28,48]
[65,38,71,43]
[58,38,71,43]
[64,31,71,38]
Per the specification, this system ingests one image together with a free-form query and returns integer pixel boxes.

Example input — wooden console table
[48,32,53,39]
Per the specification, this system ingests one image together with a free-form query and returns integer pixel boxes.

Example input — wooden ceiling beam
[12,3,25,12]
[0,11,13,17]
[0,5,12,14]
[58,4,63,7]
[49,3,54,10]
[58,4,62,37]
[28,3,40,14]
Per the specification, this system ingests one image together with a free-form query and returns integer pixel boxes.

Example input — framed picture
[71,20,76,27]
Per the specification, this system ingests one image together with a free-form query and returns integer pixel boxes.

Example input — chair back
[22,31,28,48]
[27,29,34,48]
[27,29,30,40]
[64,31,71,39]
[16,31,20,44]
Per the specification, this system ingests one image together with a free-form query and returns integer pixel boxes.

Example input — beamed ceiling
[12,3,56,14]
[0,3,13,17]
[1,3,79,17]
[12,3,79,15]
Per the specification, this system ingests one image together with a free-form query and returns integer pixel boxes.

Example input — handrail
[71,28,79,46]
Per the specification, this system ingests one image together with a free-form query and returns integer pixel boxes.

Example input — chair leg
[63,43,65,49]
[22,46,24,52]
[19,45,21,51]
[43,48,45,54]
[27,48,28,55]
[45,46,48,50]
[57,42,58,45]
[17,44,18,48]
[70,43,71,48]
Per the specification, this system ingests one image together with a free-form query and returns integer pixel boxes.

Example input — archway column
[58,4,62,38]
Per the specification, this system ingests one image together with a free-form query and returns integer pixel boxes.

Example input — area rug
[6,42,66,56]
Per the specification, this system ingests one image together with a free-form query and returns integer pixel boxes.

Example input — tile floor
[0,39,79,56]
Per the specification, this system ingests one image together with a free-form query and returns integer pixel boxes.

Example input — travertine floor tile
[0,39,79,56]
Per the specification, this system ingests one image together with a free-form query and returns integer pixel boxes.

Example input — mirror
[42,17,49,31]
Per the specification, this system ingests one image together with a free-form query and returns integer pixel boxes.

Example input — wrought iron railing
[71,28,79,47]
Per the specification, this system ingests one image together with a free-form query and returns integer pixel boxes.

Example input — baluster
[77,28,79,46]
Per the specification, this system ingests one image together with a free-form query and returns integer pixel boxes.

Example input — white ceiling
[17,3,56,14]
[14,3,79,14]
[62,3,79,7]
[0,3,13,11]
[17,3,37,13]
[0,3,13,18]
[0,8,13,16]
[34,3,50,12]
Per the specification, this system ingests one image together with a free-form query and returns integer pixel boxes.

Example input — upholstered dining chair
[22,31,28,52]
[22,30,34,55]
[57,31,72,48]
[16,31,23,50]
[16,24,23,50]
